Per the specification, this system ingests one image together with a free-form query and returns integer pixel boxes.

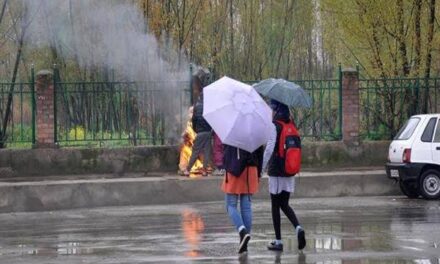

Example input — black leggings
[271,191,300,240]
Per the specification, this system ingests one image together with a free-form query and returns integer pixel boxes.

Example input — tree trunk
[413,0,422,76]
[424,0,436,78]
[275,0,291,77]
[229,0,234,76]
[69,0,82,78]
[397,0,410,76]
[423,0,436,113]
[0,0,7,26]
[0,15,26,147]
[371,22,387,78]
[180,0,186,50]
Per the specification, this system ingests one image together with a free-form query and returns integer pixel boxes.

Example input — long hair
[270,99,290,122]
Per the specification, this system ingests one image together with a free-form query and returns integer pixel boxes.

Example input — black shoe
[239,229,251,254]
[297,228,306,250]
[267,240,283,251]
[242,244,247,253]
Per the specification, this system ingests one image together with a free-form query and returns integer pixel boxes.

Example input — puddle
[17,242,93,256]
[0,198,438,263]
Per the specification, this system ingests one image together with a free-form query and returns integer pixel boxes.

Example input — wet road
[0,196,439,264]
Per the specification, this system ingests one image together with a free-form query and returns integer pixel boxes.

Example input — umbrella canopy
[252,78,312,108]
[203,76,272,152]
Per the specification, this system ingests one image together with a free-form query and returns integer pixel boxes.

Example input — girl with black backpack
[221,145,264,254]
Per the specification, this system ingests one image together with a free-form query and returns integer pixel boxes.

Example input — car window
[395,117,420,140]
[434,120,440,142]
[421,118,437,142]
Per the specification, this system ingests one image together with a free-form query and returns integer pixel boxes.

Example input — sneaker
[238,229,251,254]
[183,170,190,177]
[212,169,224,176]
[267,240,283,251]
[297,228,306,250]
[242,243,248,253]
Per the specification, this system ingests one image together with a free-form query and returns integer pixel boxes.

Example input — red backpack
[275,120,301,176]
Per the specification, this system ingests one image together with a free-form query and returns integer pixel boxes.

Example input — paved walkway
[0,196,439,263]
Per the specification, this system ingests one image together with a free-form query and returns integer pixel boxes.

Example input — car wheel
[399,180,419,198]
[419,169,440,200]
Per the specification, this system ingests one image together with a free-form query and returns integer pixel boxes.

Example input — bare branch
[0,0,7,25]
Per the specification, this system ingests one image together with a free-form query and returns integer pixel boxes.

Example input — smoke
[22,0,191,144]
[24,0,188,80]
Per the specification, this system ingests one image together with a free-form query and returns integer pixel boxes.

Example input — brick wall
[35,70,55,148]
[342,68,360,146]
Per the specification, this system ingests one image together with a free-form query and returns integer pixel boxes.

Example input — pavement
[0,196,439,263]
[0,168,401,213]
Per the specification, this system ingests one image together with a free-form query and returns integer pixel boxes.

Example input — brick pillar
[35,70,56,148]
[342,68,360,146]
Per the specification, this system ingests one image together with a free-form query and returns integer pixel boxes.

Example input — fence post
[338,63,343,140]
[30,65,36,146]
[189,63,194,105]
[342,68,360,146]
[35,70,56,148]
[53,65,58,144]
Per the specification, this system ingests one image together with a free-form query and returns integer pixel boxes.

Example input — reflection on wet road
[0,196,439,263]
[182,209,205,257]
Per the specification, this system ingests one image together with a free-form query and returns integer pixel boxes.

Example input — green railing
[245,78,342,140]
[0,69,35,148]
[54,76,191,147]
[359,77,440,140]
[3,67,440,148]
[291,79,342,140]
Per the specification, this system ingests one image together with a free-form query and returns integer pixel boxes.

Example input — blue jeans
[225,194,252,233]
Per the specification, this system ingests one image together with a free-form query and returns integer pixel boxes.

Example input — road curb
[0,170,399,213]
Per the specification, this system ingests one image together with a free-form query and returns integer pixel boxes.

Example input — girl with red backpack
[262,99,306,251]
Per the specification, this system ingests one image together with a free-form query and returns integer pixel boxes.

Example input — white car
[386,114,440,199]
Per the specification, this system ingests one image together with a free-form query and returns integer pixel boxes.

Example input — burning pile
[179,107,203,177]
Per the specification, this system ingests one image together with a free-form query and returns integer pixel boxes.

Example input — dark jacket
[268,122,284,176]
[268,118,297,177]
[192,93,212,133]
[223,145,264,177]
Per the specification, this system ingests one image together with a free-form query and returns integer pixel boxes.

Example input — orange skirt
[221,166,259,195]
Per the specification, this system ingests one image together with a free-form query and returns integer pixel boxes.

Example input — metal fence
[246,77,342,140]
[3,68,440,148]
[0,70,344,147]
[359,78,440,140]
[54,72,191,147]
[56,78,342,147]
[291,79,342,140]
[0,70,35,148]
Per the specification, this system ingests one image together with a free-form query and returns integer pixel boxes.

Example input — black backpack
[223,145,264,177]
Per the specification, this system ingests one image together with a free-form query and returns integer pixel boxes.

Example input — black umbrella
[253,78,312,108]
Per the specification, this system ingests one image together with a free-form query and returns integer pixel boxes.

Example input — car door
[415,117,437,163]
[432,117,440,165]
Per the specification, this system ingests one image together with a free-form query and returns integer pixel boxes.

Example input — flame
[179,121,204,178]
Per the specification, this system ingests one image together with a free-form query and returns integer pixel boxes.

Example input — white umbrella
[203,76,272,152]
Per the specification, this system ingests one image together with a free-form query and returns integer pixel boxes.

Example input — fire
[179,107,203,178]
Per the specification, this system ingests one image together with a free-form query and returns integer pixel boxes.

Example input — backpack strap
[275,120,287,158]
